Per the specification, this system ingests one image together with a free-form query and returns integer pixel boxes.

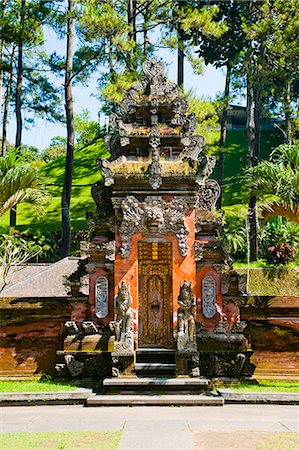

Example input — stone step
[103,377,208,388]
[86,393,224,406]
[136,348,176,364]
[135,363,176,372]
[102,377,209,393]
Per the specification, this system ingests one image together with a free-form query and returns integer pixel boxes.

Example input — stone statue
[114,281,133,340]
[177,280,197,351]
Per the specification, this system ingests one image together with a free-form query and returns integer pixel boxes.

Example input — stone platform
[87,393,224,406]
[87,376,223,406]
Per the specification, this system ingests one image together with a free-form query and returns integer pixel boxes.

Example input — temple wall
[0,296,87,378]
[0,276,298,379]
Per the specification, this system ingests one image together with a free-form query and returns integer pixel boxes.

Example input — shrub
[266,243,295,265]
[259,217,299,262]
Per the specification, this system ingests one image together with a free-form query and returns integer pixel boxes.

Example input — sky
[6,27,227,150]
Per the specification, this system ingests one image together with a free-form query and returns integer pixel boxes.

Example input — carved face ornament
[144,205,165,234]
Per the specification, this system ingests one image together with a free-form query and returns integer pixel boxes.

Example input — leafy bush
[266,243,295,265]
[259,217,299,264]
[7,229,91,262]
[219,215,247,260]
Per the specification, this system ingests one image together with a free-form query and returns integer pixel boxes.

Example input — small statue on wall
[110,281,134,355]
[177,280,197,351]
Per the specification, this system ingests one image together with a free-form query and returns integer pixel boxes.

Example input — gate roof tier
[104,58,204,161]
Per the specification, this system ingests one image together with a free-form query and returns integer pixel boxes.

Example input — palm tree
[248,144,299,225]
[0,151,48,220]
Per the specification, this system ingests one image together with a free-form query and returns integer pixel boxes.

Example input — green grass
[0,140,109,233]
[0,380,77,392]
[223,380,299,393]
[0,431,122,450]
[233,260,299,269]
[219,129,284,207]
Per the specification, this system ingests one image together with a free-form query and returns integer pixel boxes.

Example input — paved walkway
[1,404,298,449]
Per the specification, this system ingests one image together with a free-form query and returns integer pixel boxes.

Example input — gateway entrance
[138,242,173,348]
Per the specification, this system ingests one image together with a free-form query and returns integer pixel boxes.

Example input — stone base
[177,332,197,352]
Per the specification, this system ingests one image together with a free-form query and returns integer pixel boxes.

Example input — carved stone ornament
[232,321,247,334]
[182,112,197,137]
[95,276,109,319]
[64,321,80,336]
[202,276,216,319]
[82,321,99,335]
[177,280,197,352]
[142,58,179,98]
[171,97,189,126]
[180,135,205,163]
[148,160,162,190]
[64,354,84,377]
[213,320,229,334]
[196,155,216,181]
[98,156,127,187]
[119,196,189,258]
[194,241,204,261]
[195,179,221,210]
[109,281,134,355]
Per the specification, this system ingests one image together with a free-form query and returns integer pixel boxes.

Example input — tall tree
[10,0,26,227]
[61,0,75,256]
[188,0,247,208]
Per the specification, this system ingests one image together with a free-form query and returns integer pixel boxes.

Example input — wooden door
[138,242,173,347]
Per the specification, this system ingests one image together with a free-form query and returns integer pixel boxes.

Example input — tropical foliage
[0,151,49,217]
[248,144,299,224]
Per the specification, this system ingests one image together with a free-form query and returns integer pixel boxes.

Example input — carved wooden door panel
[138,242,173,348]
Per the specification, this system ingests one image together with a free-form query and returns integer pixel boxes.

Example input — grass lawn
[222,380,299,393]
[0,380,77,392]
[0,431,122,450]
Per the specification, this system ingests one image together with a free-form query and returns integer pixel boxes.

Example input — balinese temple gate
[57,59,255,381]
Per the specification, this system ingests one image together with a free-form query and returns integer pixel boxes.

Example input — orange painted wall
[113,208,196,334]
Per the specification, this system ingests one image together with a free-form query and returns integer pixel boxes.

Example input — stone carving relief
[119,196,189,258]
[180,135,205,164]
[109,281,134,355]
[171,97,189,126]
[177,280,197,352]
[64,354,84,377]
[195,179,221,210]
[194,241,204,261]
[95,277,109,319]
[197,155,216,181]
[148,125,162,190]
[182,112,197,137]
[198,352,252,379]
[82,321,99,335]
[98,156,127,187]
[142,58,179,98]
[64,321,80,336]
[202,276,216,319]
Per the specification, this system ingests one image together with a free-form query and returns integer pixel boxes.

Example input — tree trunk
[284,79,292,145]
[247,72,258,262]
[177,45,184,88]
[1,47,15,157]
[0,0,8,118]
[127,0,137,43]
[61,0,75,257]
[177,0,184,87]
[142,3,150,58]
[11,0,26,228]
[217,64,231,209]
